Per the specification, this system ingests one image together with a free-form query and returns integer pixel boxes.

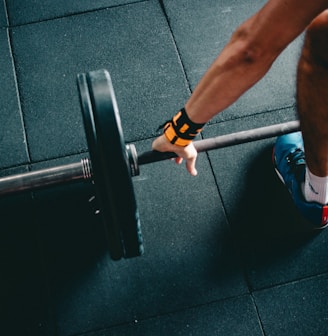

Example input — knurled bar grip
[0,120,300,196]
[137,120,301,165]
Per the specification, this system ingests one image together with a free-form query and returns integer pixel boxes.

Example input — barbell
[0,69,301,260]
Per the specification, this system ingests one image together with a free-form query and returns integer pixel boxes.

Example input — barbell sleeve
[137,120,301,165]
[0,158,92,197]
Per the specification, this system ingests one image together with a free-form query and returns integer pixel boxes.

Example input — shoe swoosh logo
[309,182,319,195]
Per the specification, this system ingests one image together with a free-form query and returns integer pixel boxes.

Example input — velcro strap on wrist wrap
[162,108,205,146]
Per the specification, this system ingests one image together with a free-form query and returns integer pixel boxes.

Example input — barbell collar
[137,120,301,166]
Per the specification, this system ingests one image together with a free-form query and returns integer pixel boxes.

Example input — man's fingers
[175,157,183,165]
[186,157,198,176]
[152,134,198,176]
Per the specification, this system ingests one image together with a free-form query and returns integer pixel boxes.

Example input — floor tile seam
[201,132,247,265]
[31,211,59,336]
[206,104,297,128]
[74,293,255,336]
[0,151,89,174]
[0,162,28,174]
[34,218,60,336]
[157,0,192,96]
[248,272,328,335]
[201,141,231,229]
[5,27,31,164]
[1,157,59,334]
[2,0,9,27]
[131,87,296,143]
[249,294,267,336]
[29,151,89,166]
[127,101,296,156]
[6,0,149,28]
[250,270,328,294]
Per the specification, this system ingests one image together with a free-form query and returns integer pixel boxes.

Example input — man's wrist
[163,107,205,147]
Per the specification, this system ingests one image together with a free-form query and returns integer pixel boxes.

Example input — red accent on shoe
[322,205,328,226]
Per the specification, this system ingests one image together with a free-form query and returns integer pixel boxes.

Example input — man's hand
[152,134,198,176]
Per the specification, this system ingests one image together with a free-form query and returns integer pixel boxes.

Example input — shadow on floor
[230,145,321,272]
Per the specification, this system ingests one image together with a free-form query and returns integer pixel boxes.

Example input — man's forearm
[185,23,280,124]
[185,0,328,125]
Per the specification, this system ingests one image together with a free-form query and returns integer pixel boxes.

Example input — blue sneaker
[273,132,328,228]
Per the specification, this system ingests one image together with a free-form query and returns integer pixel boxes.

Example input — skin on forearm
[152,0,328,176]
[185,33,278,124]
[184,0,328,125]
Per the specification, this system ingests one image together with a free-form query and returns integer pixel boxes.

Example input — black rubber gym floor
[1,1,328,335]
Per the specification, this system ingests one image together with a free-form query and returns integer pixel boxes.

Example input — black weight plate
[78,69,143,260]
[77,72,124,260]
[87,70,143,259]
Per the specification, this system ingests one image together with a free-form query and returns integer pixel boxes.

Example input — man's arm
[152,0,328,176]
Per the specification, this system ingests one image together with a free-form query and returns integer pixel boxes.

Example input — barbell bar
[137,119,301,165]
[0,119,301,195]
[0,69,301,260]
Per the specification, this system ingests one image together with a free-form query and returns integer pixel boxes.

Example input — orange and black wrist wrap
[161,108,205,147]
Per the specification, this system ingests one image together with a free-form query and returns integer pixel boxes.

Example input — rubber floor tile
[0,193,54,336]
[6,0,144,26]
[86,295,264,336]
[10,1,190,162]
[34,139,248,336]
[0,28,29,169]
[4,1,325,336]
[0,2,7,27]
[254,274,328,336]
[162,0,303,123]
[203,110,328,290]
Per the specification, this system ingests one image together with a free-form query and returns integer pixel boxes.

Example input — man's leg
[273,10,328,227]
[298,10,328,205]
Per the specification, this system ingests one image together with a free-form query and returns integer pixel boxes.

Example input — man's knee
[303,10,328,66]
[308,10,328,31]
